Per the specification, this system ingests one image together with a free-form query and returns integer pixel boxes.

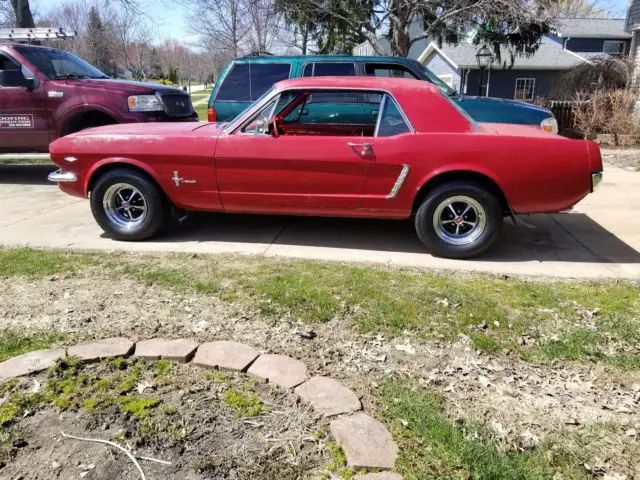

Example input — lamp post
[475,46,494,97]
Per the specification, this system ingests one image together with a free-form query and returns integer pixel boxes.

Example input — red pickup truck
[0,43,196,154]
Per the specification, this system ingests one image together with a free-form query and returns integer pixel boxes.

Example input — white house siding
[424,52,462,92]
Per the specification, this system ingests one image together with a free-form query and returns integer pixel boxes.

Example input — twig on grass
[61,431,147,480]
[138,455,173,465]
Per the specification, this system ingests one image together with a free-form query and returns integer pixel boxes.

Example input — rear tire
[90,169,167,241]
[414,181,503,259]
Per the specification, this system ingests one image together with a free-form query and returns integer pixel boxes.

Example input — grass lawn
[0,248,638,370]
[379,380,635,479]
[1,247,638,479]
[194,102,209,121]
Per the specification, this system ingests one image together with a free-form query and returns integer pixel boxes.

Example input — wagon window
[376,95,412,137]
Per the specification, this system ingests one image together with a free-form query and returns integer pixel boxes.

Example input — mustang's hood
[68,121,223,138]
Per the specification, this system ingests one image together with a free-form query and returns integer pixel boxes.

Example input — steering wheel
[271,116,285,137]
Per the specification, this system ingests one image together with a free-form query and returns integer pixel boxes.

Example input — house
[628,0,640,86]
[354,18,631,101]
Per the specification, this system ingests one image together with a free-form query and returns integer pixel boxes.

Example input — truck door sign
[0,114,34,128]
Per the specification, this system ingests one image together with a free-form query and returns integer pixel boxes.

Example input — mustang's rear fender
[587,141,603,173]
[412,165,512,214]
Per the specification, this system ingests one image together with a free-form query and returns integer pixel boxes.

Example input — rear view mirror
[0,69,35,89]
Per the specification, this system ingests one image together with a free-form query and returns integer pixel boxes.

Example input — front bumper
[592,172,603,191]
[48,169,77,183]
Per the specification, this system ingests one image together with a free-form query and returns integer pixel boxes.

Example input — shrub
[572,89,638,145]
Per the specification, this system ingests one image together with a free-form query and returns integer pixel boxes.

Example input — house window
[514,78,535,101]
[603,41,626,56]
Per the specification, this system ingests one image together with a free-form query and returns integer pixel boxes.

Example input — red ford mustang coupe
[49,77,603,259]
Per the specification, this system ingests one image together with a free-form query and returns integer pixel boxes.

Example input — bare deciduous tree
[553,0,617,18]
[246,0,281,53]
[187,0,250,58]
[113,6,154,79]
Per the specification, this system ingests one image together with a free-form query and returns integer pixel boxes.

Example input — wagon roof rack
[0,27,77,43]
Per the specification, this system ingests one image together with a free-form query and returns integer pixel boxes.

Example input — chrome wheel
[433,195,486,246]
[103,183,148,229]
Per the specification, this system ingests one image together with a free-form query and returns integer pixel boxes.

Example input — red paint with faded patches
[49,77,602,219]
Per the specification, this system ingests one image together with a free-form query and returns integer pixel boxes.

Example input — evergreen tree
[87,7,113,73]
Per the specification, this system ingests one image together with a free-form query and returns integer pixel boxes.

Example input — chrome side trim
[48,169,77,183]
[387,164,410,199]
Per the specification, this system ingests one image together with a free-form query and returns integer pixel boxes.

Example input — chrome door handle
[347,142,372,157]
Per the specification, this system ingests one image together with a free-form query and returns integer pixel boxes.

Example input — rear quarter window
[216,62,291,102]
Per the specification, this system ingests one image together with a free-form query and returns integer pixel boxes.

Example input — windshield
[222,86,276,131]
[416,63,456,96]
[14,46,107,80]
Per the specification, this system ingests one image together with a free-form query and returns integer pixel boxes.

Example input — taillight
[208,107,216,122]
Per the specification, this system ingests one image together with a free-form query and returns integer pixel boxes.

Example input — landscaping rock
[248,354,307,389]
[356,473,403,480]
[295,376,361,416]
[134,338,199,362]
[68,338,134,362]
[0,348,65,380]
[330,413,398,470]
[193,341,259,372]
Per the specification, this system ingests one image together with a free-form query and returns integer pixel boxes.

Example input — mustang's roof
[274,76,439,94]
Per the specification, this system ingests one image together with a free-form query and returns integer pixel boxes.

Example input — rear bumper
[592,172,603,191]
[48,169,77,183]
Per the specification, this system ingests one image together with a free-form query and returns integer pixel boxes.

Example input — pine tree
[87,7,113,74]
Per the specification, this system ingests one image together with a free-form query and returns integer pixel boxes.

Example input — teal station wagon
[207,55,558,134]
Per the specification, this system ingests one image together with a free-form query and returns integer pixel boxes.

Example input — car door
[361,94,417,214]
[0,51,49,152]
[214,91,372,214]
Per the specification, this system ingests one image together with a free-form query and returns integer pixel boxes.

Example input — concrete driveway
[0,163,639,279]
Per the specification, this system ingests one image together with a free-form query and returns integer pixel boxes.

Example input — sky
[41,0,632,44]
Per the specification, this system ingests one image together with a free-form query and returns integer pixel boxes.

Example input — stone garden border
[0,337,402,479]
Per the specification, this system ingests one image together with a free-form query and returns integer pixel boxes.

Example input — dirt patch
[602,149,640,171]
[0,360,327,479]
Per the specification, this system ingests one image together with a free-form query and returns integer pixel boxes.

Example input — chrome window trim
[387,164,410,199]
[225,86,416,135]
[233,93,282,136]
[213,61,293,103]
[373,94,387,137]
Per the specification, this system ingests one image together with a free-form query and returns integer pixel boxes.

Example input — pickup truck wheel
[90,169,167,241]
[415,181,503,259]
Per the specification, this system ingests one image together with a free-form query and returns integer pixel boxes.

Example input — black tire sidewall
[415,182,503,259]
[90,169,165,241]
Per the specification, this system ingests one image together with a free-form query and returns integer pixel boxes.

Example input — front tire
[415,181,503,259]
[90,169,167,241]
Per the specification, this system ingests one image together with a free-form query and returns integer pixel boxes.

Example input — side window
[283,89,379,135]
[216,63,251,101]
[0,54,20,71]
[303,62,356,77]
[249,63,291,100]
[365,63,418,79]
[377,95,411,137]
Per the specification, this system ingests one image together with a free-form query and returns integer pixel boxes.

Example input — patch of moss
[154,360,172,378]
[324,441,355,479]
[119,396,160,420]
[222,387,266,417]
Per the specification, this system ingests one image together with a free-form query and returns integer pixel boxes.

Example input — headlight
[541,117,558,135]
[127,95,164,112]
